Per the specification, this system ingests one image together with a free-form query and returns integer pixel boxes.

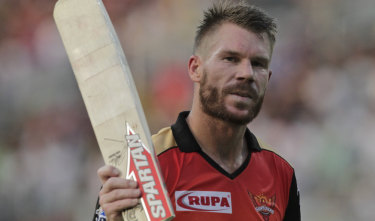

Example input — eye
[252,61,262,67]
[251,60,267,68]
[224,56,239,63]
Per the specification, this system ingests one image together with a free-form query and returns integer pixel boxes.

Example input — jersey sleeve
[283,171,301,221]
[92,190,107,221]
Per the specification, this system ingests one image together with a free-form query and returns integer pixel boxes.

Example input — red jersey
[153,112,300,221]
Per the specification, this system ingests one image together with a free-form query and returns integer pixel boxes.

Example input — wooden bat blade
[53,0,174,220]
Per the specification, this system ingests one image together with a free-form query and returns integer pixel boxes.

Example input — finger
[99,188,141,205]
[102,198,139,218]
[100,177,139,195]
[97,165,121,184]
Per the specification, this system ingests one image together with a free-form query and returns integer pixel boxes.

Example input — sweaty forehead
[198,23,272,59]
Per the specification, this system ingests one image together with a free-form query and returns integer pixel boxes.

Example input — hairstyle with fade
[194,0,277,54]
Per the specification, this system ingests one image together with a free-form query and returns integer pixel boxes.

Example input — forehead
[202,23,272,59]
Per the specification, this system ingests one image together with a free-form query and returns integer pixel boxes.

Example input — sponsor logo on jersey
[248,192,276,221]
[175,191,232,214]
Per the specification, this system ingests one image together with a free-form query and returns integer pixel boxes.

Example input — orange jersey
[153,112,300,221]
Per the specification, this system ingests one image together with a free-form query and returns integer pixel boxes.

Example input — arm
[283,172,301,221]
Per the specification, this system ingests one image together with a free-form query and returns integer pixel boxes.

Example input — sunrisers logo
[249,192,276,221]
[175,191,232,214]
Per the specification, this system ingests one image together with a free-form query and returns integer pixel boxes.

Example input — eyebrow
[219,50,242,57]
[220,50,270,64]
[252,56,270,66]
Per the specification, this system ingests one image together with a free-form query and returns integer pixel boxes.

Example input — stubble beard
[199,71,265,125]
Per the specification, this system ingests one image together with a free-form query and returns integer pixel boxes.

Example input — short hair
[194,1,277,53]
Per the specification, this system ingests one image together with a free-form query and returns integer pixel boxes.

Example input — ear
[188,55,202,82]
[268,70,272,81]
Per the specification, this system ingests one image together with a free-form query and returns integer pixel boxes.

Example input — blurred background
[0,0,374,220]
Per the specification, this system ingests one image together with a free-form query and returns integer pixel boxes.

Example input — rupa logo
[175,191,232,214]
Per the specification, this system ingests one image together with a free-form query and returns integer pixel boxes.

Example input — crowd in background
[0,0,374,220]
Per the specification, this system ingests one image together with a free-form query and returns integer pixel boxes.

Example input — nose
[236,60,254,81]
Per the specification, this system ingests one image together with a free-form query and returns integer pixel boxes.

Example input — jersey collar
[171,111,262,153]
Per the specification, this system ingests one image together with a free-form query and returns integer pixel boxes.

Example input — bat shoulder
[152,127,178,155]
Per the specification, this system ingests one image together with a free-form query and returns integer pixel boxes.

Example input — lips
[226,89,257,100]
[223,83,257,99]
[231,91,252,98]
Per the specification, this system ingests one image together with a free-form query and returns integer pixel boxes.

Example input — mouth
[231,92,252,98]
[223,83,258,101]
[228,89,258,101]
[227,93,254,105]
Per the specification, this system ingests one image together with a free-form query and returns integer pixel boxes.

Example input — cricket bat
[53,0,174,220]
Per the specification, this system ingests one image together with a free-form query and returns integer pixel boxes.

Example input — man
[94,1,300,221]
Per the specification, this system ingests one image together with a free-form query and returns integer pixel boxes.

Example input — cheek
[256,72,270,92]
[204,72,225,89]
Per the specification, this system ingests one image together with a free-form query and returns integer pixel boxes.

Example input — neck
[186,108,249,174]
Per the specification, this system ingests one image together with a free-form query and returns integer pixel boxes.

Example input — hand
[97,165,142,221]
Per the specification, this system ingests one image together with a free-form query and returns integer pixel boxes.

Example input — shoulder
[152,126,178,155]
[254,138,295,174]
[261,149,294,170]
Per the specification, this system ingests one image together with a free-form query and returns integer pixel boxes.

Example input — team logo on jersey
[248,192,276,221]
[175,191,232,214]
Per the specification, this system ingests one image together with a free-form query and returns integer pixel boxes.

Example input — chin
[210,107,256,125]
[226,111,255,125]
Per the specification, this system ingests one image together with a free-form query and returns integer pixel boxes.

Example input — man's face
[197,23,272,125]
